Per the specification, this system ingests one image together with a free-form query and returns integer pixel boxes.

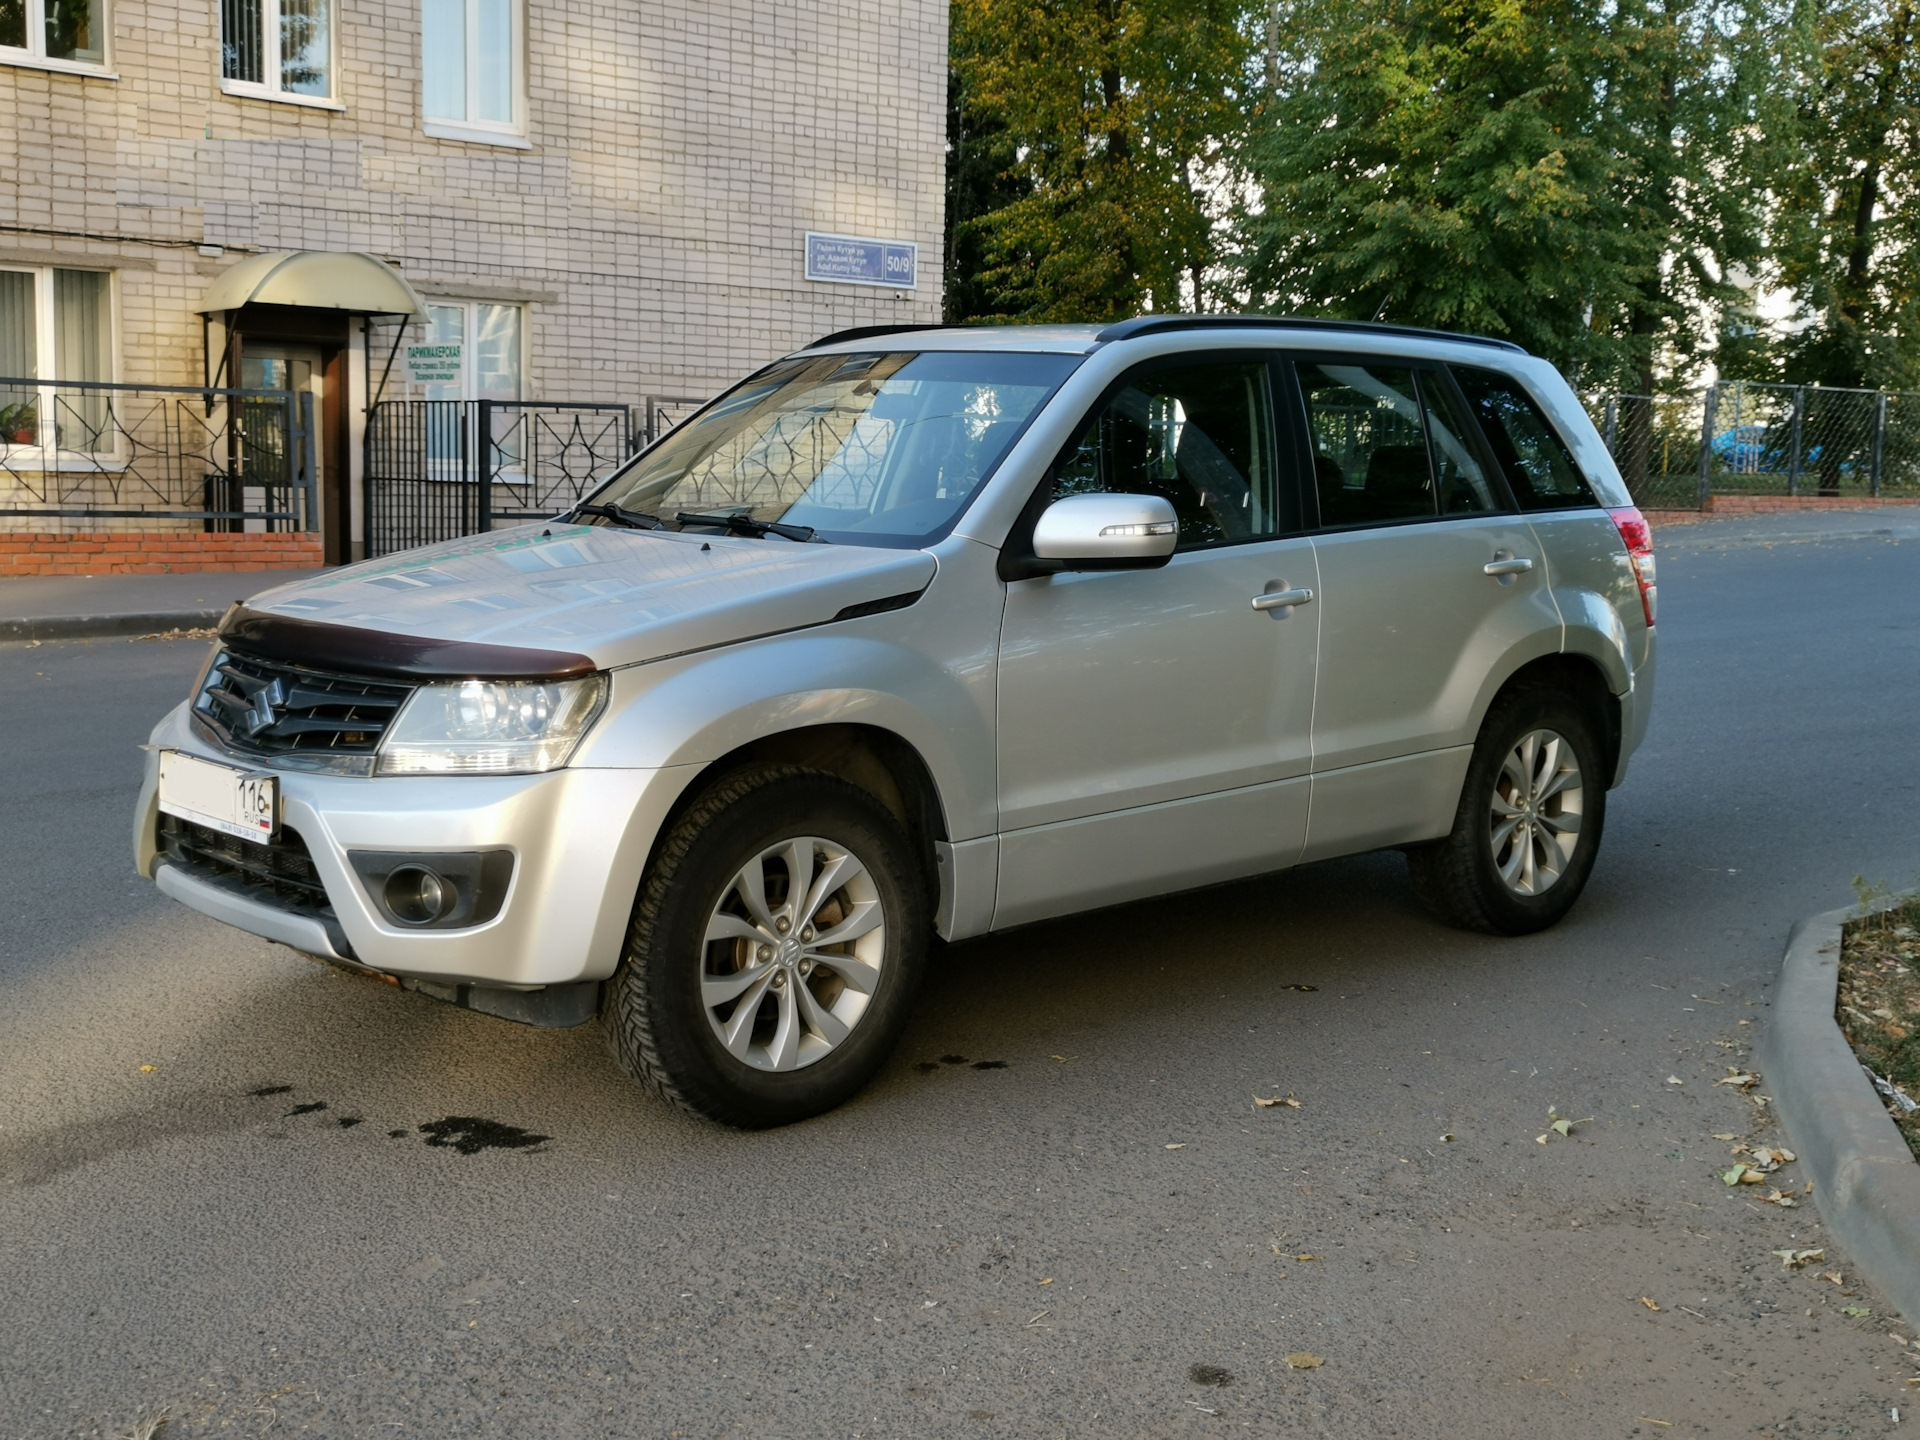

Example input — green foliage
[1768,0,1918,390]
[946,0,1253,322]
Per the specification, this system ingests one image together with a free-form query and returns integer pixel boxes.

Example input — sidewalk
[0,570,321,641]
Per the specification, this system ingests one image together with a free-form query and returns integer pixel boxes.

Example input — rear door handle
[1483,557,1535,576]
[1251,587,1314,611]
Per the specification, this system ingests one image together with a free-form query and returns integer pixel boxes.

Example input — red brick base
[0,532,325,576]
[1647,494,1920,524]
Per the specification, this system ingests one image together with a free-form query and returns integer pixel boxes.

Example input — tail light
[1608,506,1656,627]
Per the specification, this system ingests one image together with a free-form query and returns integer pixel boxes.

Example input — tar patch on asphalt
[419,1117,549,1156]
[1189,1363,1235,1386]
[286,1100,328,1116]
[247,1084,293,1096]
[914,1054,1009,1073]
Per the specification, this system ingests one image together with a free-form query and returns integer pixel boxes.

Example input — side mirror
[1030,492,1179,570]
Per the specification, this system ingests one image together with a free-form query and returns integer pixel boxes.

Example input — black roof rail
[804,323,953,350]
[1093,313,1526,354]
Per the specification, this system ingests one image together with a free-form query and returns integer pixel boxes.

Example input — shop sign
[804,232,918,289]
[405,342,463,385]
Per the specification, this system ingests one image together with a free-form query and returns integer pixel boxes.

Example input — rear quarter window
[1452,366,1599,511]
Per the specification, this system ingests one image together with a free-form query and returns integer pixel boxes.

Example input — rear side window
[1453,366,1597,511]
[1295,360,1499,528]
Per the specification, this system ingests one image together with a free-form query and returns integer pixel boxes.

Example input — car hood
[239,524,938,671]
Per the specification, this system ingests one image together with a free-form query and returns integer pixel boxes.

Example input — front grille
[158,813,333,915]
[195,650,414,757]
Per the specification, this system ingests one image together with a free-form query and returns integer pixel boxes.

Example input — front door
[994,353,1320,929]
[242,343,342,562]
[1292,356,1559,860]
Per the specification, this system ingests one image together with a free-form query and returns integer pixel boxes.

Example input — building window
[0,0,106,67]
[420,302,523,403]
[421,0,522,136]
[0,266,113,450]
[222,0,333,100]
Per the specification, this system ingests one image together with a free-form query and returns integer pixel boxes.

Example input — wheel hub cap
[1488,727,1585,897]
[699,835,888,1073]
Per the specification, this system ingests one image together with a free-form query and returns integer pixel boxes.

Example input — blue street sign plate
[804,232,918,290]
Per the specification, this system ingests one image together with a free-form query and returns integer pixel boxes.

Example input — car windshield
[588,349,1079,546]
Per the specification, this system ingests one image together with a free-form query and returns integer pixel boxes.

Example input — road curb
[0,610,223,641]
[1761,906,1920,1325]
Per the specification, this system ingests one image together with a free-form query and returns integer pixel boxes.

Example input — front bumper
[135,702,697,987]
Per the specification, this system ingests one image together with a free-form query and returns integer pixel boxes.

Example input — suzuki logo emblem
[242,677,288,737]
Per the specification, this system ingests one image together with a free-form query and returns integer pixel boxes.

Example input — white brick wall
[0,0,948,405]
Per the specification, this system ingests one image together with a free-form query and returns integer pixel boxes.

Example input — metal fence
[363,399,639,558]
[1584,381,1920,510]
[0,377,316,529]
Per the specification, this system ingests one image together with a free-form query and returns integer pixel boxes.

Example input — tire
[1406,686,1608,936]
[603,764,929,1127]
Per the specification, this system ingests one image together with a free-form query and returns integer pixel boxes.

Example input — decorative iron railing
[0,376,316,528]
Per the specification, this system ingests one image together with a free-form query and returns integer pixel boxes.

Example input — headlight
[376,675,608,776]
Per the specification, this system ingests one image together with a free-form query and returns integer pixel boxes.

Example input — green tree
[1769,0,1918,390]
[1237,0,1771,399]
[946,0,1253,322]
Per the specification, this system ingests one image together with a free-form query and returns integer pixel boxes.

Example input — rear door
[1292,357,1561,862]
[993,352,1321,927]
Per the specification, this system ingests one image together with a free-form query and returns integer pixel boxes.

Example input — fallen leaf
[1165,1143,1187,1150]
[1440,1133,1456,1142]
[1552,1120,1573,1137]
[1051,1055,1067,1063]
[1715,1071,1758,1089]
[138,1065,157,1073]
[1722,1164,1751,1186]
[1667,1075,1685,1085]
[1760,1188,1799,1208]
[1283,1352,1324,1369]
[1295,1253,1321,1262]
[1640,1297,1662,1312]
[1844,1306,1872,1318]
[1038,1278,1053,1286]
[1773,1248,1826,1269]
[1254,1095,1302,1109]
[1711,1132,1738,1141]
[1823,1271,1846,1286]
[1536,1134,1551,1145]
[1636,1419,1674,1428]
[1738,1167,1766,1184]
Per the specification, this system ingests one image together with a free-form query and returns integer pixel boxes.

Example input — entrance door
[993,353,1320,930]
[242,343,345,562]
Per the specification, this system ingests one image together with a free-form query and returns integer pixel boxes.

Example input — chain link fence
[1583,381,1920,510]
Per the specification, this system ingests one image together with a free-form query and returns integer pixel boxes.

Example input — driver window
[1050,359,1280,547]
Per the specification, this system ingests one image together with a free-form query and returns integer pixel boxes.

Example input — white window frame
[420,0,528,147]
[0,0,114,77]
[218,0,343,110]
[418,300,526,403]
[0,264,121,467]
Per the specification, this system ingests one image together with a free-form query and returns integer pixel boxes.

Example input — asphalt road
[5,512,1920,1440]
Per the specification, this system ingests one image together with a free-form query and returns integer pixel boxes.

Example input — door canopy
[198,251,427,316]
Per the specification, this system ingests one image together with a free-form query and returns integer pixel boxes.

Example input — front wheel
[604,765,929,1127]
[1407,687,1607,935]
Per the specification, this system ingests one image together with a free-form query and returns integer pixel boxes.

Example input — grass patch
[1838,897,1920,1159]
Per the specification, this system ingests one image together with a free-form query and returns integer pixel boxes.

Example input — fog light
[385,865,456,925]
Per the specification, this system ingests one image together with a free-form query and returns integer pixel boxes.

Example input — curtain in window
[421,0,465,120]
[472,304,520,400]
[53,269,109,451]
[0,271,35,443]
[44,0,101,61]
[222,0,263,82]
[279,0,329,94]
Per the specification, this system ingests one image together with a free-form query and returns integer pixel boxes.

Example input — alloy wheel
[1488,728,1584,897]
[700,835,887,1072]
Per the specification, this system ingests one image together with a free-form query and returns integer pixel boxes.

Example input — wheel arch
[649,722,953,910]
[1485,653,1623,787]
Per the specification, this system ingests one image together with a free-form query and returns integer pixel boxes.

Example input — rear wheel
[1406,687,1607,935]
[604,765,928,1127]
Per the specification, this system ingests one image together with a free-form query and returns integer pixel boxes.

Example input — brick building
[0,0,947,569]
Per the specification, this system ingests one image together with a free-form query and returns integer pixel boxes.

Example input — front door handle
[1251,587,1314,611]
[1483,557,1535,577]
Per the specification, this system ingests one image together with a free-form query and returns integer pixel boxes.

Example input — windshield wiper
[675,511,820,543]
[570,501,664,530]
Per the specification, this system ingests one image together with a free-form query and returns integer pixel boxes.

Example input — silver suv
[134,317,1657,1126]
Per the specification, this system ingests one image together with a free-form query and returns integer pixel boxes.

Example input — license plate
[158,751,277,844]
